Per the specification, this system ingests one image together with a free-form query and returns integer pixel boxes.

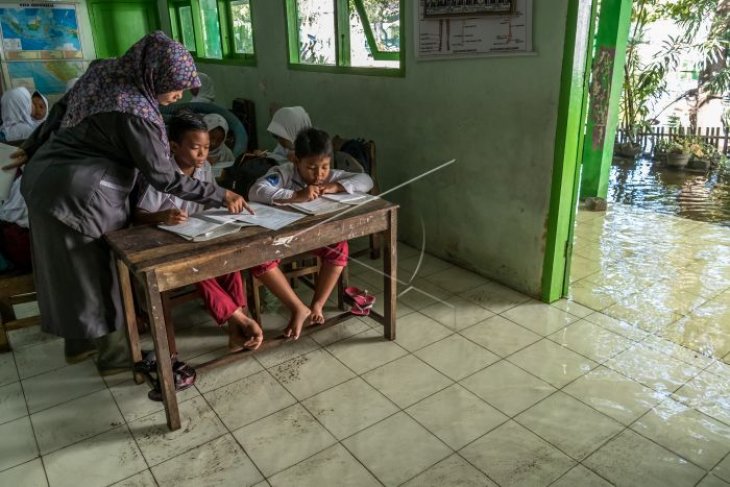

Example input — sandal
[344,287,376,316]
[133,354,196,402]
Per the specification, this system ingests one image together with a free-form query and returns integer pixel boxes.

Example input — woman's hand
[224,190,253,214]
[162,208,188,225]
[3,149,28,171]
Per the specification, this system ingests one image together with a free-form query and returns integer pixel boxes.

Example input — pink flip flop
[344,287,376,316]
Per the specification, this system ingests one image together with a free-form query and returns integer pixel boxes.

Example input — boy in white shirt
[249,128,373,339]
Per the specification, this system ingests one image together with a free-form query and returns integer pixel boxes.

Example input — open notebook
[288,193,379,215]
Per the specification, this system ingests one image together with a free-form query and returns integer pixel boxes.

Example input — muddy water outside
[608,157,730,225]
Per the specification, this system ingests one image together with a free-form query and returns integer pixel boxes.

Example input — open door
[88,0,161,58]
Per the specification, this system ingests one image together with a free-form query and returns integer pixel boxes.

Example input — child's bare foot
[310,302,326,325]
[283,305,310,340]
[229,309,264,351]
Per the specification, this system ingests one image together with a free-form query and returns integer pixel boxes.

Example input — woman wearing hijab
[189,72,215,103]
[0,86,48,142]
[12,31,247,372]
[266,106,312,163]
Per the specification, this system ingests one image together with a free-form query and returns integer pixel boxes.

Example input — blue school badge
[266,173,280,186]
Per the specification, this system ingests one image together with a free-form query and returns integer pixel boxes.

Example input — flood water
[608,156,730,225]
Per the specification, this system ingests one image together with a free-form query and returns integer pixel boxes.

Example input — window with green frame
[286,0,403,73]
[168,0,255,63]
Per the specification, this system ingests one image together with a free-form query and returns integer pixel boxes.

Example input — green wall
[168,1,573,297]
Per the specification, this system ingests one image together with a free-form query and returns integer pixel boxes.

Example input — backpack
[339,139,372,175]
[223,155,277,198]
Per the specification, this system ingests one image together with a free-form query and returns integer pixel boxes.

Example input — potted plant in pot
[653,138,671,164]
[666,137,691,168]
[687,140,715,171]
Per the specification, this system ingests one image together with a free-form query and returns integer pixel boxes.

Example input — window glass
[296,0,336,65]
[199,0,223,59]
[230,0,254,54]
[179,6,196,52]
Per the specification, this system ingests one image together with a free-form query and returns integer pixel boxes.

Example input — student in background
[135,112,263,351]
[190,72,215,103]
[249,127,373,339]
[265,106,312,164]
[203,113,235,176]
[0,87,48,141]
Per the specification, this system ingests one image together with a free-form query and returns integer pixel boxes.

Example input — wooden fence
[615,125,730,155]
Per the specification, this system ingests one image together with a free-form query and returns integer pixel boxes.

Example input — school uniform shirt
[248,162,374,205]
[0,176,29,228]
[136,159,215,215]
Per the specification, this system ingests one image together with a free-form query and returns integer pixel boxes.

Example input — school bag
[339,138,372,175]
[223,155,277,197]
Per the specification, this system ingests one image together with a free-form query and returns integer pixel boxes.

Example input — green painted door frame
[88,0,161,58]
[541,0,599,302]
[580,0,633,199]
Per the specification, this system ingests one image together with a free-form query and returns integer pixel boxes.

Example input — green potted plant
[653,138,671,163]
[666,137,691,168]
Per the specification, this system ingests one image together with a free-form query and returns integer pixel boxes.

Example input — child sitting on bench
[134,111,263,351]
[248,127,373,339]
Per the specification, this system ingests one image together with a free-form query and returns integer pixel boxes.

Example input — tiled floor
[1,230,729,486]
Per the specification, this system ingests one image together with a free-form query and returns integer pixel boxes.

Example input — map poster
[415,0,533,60]
[7,60,86,94]
[0,5,82,59]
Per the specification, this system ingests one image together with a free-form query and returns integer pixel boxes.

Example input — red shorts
[252,241,349,278]
[195,271,246,325]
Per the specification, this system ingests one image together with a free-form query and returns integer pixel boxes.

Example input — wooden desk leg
[144,272,180,431]
[383,209,397,340]
[117,259,143,384]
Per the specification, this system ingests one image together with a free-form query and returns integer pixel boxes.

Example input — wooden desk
[106,199,398,431]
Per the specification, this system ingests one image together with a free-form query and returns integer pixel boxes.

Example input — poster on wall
[0,3,84,95]
[415,0,533,60]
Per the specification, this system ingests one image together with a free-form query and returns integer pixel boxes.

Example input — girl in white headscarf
[0,87,47,141]
[190,72,215,103]
[266,106,312,163]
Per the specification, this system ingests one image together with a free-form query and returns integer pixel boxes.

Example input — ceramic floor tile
[583,311,650,341]
[661,315,730,362]
[401,454,497,487]
[398,277,455,307]
[267,444,380,487]
[425,266,489,294]
[551,465,613,487]
[32,389,124,455]
[204,370,296,430]
[642,335,716,370]
[603,300,682,334]
[110,470,156,487]
[269,349,355,400]
[254,337,320,369]
[0,353,18,388]
[563,366,666,425]
[0,416,38,471]
[173,323,231,360]
[644,285,708,315]
[130,395,228,466]
[362,354,452,408]
[460,315,541,357]
[632,398,730,470]
[326,328,408,374]
[570,255,603,282]
[392,312,453,352]
[234,404,336,477]
[44,426,147,487]
[551,298,595,318]
[583,429,706,487]
[301,377,398,440]
[343,412,451,487]
[406,384,507,449]
[189,351,264,393]
[698,474,730,487]
[714,453,730,483]
[460,281,532,314]
[23,360,106,414]
[0,381,26,425]
[508,339,598,388]
[13,339,66,380]
[420,296,495,331]
[152,434,263,487]
[0,458,47,487]
[516,391,624,460]
[110,379,200,423]
[370,292,415,319]
[309,317,371,347]
[398,254,453,278]
[502,301,580,336]
[459,420,575,487]
[548,319,634,363]
[414,334,499,380]
[7,325,59,350]
[568,279,617,312]
[460,360,556,416]
[607,344,702,394]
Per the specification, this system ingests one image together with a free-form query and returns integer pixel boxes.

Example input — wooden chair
[0,271,39,352]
